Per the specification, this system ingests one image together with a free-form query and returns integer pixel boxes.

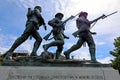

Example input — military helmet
[55,13,64,17]
[34,6,41,11]
[79,12,88,17]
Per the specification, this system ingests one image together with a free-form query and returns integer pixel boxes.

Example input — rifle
[43,12,80,41]
[62,12,80,24]
[43,30,53,40]
[72,11,118,37]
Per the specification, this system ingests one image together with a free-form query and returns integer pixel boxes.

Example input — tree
[110,36,120,74]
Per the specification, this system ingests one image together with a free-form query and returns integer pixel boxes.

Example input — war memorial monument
[0,6,120,80]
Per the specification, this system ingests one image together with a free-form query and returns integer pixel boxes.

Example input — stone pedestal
[0,65,120,80]
[1,57,120,80]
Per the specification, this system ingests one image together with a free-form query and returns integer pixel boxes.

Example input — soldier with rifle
[63,11,117,63]
[43,13,75,59]
[4,6,47,60]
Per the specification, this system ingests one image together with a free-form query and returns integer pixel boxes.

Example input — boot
[63,51,70,59]
[64,44,80,59]
[55,52,60,59]
[30,40,41,56]
[3,51,13,61]
[89,48,96,63]
[30,53,37,56]
[43,44,49,51]
[90,54,96,63]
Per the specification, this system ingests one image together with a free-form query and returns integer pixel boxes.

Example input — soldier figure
[43,13,68,59]
[64,12,96,63]
[4,6,46,60]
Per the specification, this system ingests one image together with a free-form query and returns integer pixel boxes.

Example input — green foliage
[110,36,120,70]
[110,56,120,70]
[0,56,3,63]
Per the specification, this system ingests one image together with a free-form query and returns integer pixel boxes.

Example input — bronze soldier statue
[63,11,118,63]
[43,13,69,59]
[64,12,97,63]
[4,6,47,60]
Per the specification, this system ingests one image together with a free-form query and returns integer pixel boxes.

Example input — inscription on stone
[7,74,103,80]
[0,66,119,80]
[5,67,104,80]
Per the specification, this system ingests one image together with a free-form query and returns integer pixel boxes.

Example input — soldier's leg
[4,33,30,60]
[43,40,64,51]
[4,22,33,60]
[89,47,96,63]
[43,33,64,51]
[64,38,84,59]
[86,34,96,63]
[30,31,42,56]
[55,45,63,59]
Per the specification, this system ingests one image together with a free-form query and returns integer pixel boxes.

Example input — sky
[0,0,120,63]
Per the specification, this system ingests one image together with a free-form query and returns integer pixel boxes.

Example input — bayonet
[102,11,118,19]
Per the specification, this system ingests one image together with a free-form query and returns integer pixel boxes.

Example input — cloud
[0,34,17,54]
[13,0,38,9]
[95,41,106,46]
[0,34,17,46]
[98,57,114,64]
[0,47,8,54]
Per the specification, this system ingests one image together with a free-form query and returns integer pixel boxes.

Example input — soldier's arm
[48,18,58,27]
[34,9,46,25]
[34,9,47,30]
[72,18,82,37]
